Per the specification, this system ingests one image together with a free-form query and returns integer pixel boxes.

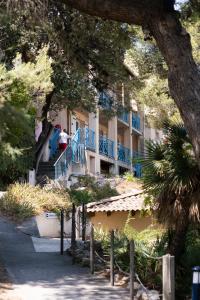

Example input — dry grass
[0,183,71,222]
[115,178,142,194]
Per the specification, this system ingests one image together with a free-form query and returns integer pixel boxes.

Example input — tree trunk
[168,201,190,259]
[149,14,200,168]
[35,91,54,173]
[64,0,200,167]
[169,218,189,260]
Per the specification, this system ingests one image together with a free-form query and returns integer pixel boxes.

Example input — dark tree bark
[35,91,54,173]
[168,200,190,259]
[63,0,200,167]
[169,217,189,260]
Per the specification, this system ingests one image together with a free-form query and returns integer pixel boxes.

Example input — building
[87,190,156,232]
[37,84,144,183]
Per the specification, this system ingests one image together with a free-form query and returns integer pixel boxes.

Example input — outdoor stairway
[37,128,86,182]
[37,162,55,179]
[37,149,62,180]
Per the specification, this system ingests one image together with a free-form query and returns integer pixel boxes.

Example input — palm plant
[142,122,200,257]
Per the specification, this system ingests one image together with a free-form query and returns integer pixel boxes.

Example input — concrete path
[0,217,129,300]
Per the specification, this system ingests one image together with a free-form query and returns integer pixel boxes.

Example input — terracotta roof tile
[87,190,146,212]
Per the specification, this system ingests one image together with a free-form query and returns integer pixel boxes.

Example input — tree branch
[63,0,168,25]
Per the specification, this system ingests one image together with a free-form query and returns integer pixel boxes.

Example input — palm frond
[142,121,200,226]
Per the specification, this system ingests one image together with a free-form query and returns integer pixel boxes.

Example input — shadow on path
[0,217,129,300]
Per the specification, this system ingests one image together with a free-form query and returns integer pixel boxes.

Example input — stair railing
[49,127,61,159]
[54,128,85,179]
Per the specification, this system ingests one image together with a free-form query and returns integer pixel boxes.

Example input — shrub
[94,223,164,290]
[91,182,118,201]
[124,171,136,182]
[1,183,70,221]
[71,175,118,202]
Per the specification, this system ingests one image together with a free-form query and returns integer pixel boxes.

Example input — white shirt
[59,132,70,144]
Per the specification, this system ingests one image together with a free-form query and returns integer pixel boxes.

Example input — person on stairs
[58,129,70,151]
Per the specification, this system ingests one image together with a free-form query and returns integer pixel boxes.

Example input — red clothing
[59,143,67,151]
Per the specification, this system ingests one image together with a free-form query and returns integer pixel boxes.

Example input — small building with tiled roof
[87,190,156,232]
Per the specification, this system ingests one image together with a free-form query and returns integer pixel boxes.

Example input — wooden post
[71,203,76,264]
[82,203,86,241]
[110,230,114,286]
[60,209,64,255]
[130,240,135,300]
[90,224,94,274]
[163,254,175,300]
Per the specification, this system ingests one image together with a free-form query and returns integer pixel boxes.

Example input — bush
[91,182,118,201]
[71,175,118,202]
[94,225,163,290]
[176,225,200,299]
[1,183,70,221]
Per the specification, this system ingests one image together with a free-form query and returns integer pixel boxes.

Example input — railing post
[71,203,76,264]
[110,230,114,286]
[82,203,86,241]
[60,209,64,255]
[163,254,175,300]
[130,240,135,300]
[90,224,94,274]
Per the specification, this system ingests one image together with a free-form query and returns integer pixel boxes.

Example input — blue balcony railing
[132,113,140,131]
[132,150,142,177]
[132,150,140,159]
[119,111,129,124]
[118,144,130,165]
[133,163,142,178]
[85,128,96,151]
[99,91,113,109]
[99,136,114,159]
[54,129,85,179]
[49,127,61,159]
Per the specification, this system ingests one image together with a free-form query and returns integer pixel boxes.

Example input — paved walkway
[0,217,129,300]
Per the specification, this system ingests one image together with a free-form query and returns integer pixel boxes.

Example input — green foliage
[175,225,200,299]
[0,3,134,115]
[69,189,92,206]
[1,183,70,221]
[91,183,118,201]
[0,47,53,188]
[70,175,118,204]
[141,121,200,227]
[123,171,140,182]
[94,225,164,290]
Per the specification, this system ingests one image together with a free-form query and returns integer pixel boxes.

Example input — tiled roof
[87,189,146,212]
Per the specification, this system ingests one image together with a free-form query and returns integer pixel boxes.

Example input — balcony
[118,144,130,165]
[133,163,142,178]
[99,91,113,109]
[132,150,142,177]
[85,128,96,151]
[99,136,115,159]
[132,113,140,131]
[118,111,129,124]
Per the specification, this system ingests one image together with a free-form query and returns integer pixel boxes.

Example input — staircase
[37,151,61,180]
[37,128,86,182]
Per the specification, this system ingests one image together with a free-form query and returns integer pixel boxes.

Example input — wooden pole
[163,254,175,300]
[90,224,94,274]
[82,203,86,241]
[110,230,114,286]
[60,209,64,255]
[71,203,76,264]
[130,239,135,300]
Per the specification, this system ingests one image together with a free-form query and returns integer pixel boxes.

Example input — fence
[89,227,175,300]
[60,210,175,300]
